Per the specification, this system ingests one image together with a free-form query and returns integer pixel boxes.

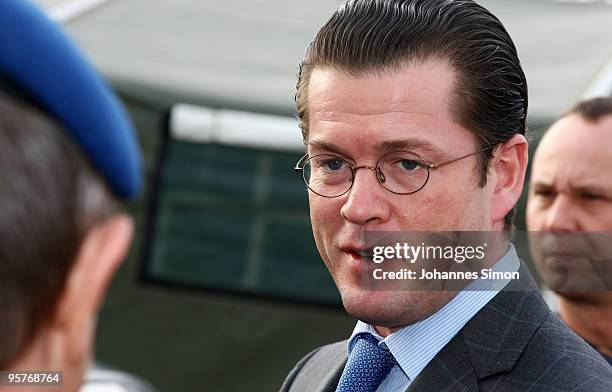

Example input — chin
[342,289,395,325]
[339,285,443,328]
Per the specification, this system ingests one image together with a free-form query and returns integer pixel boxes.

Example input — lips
[336,230,398,274]
[347,248,373,257]
[542,252,579,265]
[544,251,581,259]
[339,246,366,259]
[337,232,392,259]
[533,232,588,255]
[339,243,376,259]
[336,243,370,274]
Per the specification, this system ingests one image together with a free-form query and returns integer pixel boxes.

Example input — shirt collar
[347,244,520,381]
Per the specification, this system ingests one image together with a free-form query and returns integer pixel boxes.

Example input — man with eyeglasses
[527,97,612,366]
[280,1,612,391]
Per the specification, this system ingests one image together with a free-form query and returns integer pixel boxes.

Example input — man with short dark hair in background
[281,1,612,391]
[0,1,144,391]
[527,96,612,366]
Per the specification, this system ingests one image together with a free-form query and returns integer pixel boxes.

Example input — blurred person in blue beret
[0,1,148,391]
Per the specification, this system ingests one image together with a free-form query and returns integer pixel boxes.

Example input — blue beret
[0,0,142,198]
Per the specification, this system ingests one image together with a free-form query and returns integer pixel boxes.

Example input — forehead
[308,60,456,111]
[532,114,612,183]
[306,60,476,155]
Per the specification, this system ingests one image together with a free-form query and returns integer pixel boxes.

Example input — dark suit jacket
[280,264,612,391]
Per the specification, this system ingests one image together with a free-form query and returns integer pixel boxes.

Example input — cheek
[586,204,612,231]
[525,201,540,229]
[441,190,480,216]
[417,175,490,229]
[309,196,338,226]
[603,207,612,230]
[308,196,342,244]
[399,192,469,230]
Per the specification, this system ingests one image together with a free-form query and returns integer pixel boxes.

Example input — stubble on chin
[340,288,457,329]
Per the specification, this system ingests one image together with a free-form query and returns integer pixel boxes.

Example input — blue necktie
[336,333,397,392]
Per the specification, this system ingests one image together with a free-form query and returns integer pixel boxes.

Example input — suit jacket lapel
[460,262,548,379]
[318,357,346,392]
[406,334,479,392]
[294,341,347,392]
[407,262,548,391]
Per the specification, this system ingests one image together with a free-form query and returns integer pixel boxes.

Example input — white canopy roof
[37,0,612,122]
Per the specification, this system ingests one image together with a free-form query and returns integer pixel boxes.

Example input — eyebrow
[530,181,554,194]
[377,139,442,155]
[308,138,443,158]
[307,140,350,157]
[570,184,611,197]
[531,180,611,197]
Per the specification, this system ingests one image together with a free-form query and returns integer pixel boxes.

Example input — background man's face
[527,114,612,295]
[305,60,496,327]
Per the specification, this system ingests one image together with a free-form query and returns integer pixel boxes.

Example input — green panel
[145,140,340,305]
[260,216,336,302]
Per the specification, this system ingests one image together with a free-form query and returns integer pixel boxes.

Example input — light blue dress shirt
[346,244,521,391]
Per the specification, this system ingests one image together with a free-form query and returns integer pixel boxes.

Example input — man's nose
[543,194,579,232]
[340,166,391,225]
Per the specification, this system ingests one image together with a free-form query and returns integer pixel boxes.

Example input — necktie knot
[336,333,397,392]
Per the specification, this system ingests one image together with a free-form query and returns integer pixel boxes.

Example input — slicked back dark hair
[566,96,612,124]
[296,0,528,227]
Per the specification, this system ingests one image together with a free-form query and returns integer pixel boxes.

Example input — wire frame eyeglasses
[294,145,496,198]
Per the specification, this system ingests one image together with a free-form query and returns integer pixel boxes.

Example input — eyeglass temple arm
[294,154,308,172]
[428,145,496,169]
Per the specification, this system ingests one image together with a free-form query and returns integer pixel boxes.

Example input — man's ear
[53,214,134,365]
[491,134,529,228]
